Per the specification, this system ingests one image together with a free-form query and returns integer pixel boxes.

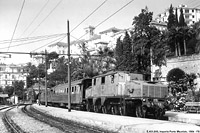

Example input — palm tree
[168,27,181,56]
[97,46,115,73]
[192,20,200,53]
[178,26,194,55]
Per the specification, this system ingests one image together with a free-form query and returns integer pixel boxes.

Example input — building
[152,4,200,30]
[44,26,131,75]
[0,63,27,89]
[47,42,67,55]
[69,26,129,55]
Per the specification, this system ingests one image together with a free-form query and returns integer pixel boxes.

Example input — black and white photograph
[0,0,200,132]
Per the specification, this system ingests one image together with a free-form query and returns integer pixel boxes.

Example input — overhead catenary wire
[1,0,134,53]
[189,0,200,8]
[30,0,107,52]
[0,34,65,50]
[27,0,63,37]
[31,35,66,52]
[7,0,26,52]
[70,0,107,33]
[77,0,134,41]
[0,33,66,44]
[19,0,50,38]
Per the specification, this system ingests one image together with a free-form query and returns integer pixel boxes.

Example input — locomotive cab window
[111,75,114,83]
[101,76,105,84]
[75,86,77,93]
[93,78,96,86]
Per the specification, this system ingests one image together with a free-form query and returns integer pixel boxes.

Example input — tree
[167,68,186,95]
[0,87,3,93]
[48,56,68,86]
[131,7,167,80]
[24,62,37,88]
[178,8,187,27]
[175,8,178,27]
[167,68,185,83]
[115,31,135,72]
[115,37,124,70]
[46,52,59,69]
[192,20,200,53]
[13,80,25,100]
[4,86,14,97]
[167,4,176,30]
[97,46,115,72]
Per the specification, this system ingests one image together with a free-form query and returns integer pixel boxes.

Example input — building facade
[152,4,200,30]
[0,63,26,89]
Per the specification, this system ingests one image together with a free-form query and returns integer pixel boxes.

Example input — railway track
[2,106,26,133]
[22,105,114,133]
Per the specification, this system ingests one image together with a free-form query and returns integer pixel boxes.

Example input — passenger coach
[40,78,92,110]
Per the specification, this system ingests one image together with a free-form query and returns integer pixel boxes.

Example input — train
[39,71,168,119]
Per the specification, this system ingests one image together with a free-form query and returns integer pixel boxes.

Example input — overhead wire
[70,0,107,33]
[68,0,134,54]
[19,0,50,38]
[0,33,66,44]
[31,0,107,52]
[77,0,134,40]
[0,34,65,50]
[27,0,63,37]
[1,0,134,53]
[7,0,26,52]
[31,35,66,52]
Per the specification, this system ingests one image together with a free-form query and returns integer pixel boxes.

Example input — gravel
[0,112,9,133]
[8,106,64,133]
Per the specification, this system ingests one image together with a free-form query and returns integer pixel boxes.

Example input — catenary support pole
[45,49,48,107]
[67,20,71,112]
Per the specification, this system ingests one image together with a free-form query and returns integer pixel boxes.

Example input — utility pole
[150,46,153,81]
[67,20,71,112]
[45,49,48,107]
[38,67,40,105]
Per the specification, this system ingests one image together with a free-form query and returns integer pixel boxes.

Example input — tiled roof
[48,42,67,47]
[99,27,122,34]
[70,39,86,45]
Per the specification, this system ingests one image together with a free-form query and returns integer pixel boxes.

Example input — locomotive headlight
[142,99,146,102]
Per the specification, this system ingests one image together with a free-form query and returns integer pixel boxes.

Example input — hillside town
[1,1,200,132]
[0,3,200,112]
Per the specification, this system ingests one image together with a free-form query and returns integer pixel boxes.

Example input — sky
[0,0,197,64]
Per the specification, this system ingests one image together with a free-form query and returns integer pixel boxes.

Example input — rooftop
[99,27,122,34]
[48,42,67,47]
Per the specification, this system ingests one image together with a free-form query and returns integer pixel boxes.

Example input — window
[185,15,189,19]
[192,9,194,12]
[93,78,96,85]
[111,75,114,83]
[5,75,7,79]
[72,87,74,93]
[185,9,189,13]
[192,15,195,18]
[101,77,105,84]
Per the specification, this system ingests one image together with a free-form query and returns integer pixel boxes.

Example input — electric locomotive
[85,71,168,118]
